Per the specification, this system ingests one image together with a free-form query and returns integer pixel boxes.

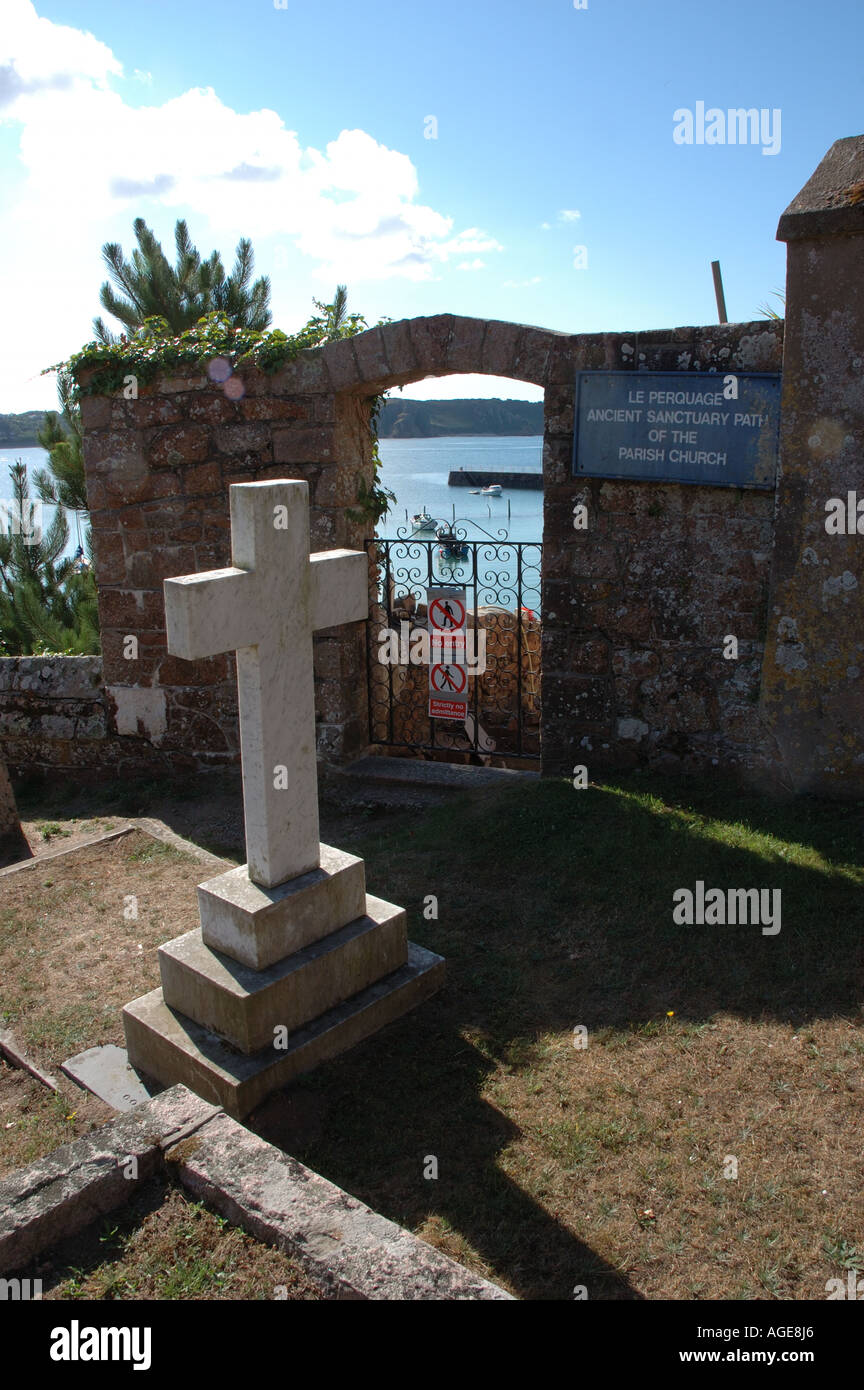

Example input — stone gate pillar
[759,135,864,794]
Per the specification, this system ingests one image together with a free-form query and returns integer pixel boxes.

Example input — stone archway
[75,314,566,777]
[310,316,560,766]
[73,307,788,787]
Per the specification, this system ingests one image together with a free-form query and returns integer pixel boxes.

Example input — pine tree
[93,218,272,344]
[34,366,88,513]
[0,462,99,656]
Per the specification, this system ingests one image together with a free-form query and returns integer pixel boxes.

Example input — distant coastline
[379,397,542,438]
[0,411,56,449]
[1,397,543,447]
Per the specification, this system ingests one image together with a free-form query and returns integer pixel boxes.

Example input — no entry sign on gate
[427,586,468,719]
[428,589,466,635]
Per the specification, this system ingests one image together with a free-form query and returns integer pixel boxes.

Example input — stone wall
[540,323,784,779]
[63,316,562,777]
[759,136,864,796]
[75,365,373,772]
[67,312,789,786]
[0,657,111,774]
[2,136,861,797]
[0,316,786,786]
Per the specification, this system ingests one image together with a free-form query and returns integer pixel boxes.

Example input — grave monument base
[123,480,444,1119]
[124,942,444,1119]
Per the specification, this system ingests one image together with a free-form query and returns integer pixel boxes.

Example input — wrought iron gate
[366,529,542,762]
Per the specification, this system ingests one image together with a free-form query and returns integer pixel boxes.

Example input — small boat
[411,508,437,533]
[435,525,469,562]
[481,483,503,496]
[469,489,482,495]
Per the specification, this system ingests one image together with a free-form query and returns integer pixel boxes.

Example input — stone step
[123,942,446,1119]
[158,895,407,1054]
[198,844,367,970]
[339,755,540,790]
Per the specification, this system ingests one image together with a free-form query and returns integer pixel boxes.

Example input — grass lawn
[0,831,203,1068]
[3,769,863,1301]
[20,1180,323,1300]
[254,772,864,1301]
[0,1058,113,1179]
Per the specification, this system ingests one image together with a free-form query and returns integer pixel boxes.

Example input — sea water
[376,434,543,543]
[2,435,547,599]
[0,445,84,559]
[376,435,544,610]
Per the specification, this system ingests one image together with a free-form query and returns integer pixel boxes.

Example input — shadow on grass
[14,1179,168,1293]
[13,766,863,1298]
[253,1024,637,1300]
[253,773,863,1299]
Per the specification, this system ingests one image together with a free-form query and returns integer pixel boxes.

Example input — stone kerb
[0,1082,512,1299]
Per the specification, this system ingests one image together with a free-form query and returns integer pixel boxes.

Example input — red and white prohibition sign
[430,662,467,696]
[428,593,466,633]
[427,585,469,719]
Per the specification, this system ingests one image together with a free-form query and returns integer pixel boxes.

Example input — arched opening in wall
[365,372,544,769]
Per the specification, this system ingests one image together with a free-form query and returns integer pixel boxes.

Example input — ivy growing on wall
[44,298,397,533]
[347,392,396,531]
[44,308,367,401]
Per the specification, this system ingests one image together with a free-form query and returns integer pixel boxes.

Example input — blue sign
[573,371,781,489]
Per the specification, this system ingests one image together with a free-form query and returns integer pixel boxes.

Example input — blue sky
[2,0,862,409]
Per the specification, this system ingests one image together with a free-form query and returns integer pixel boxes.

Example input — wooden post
[711,260,728,324]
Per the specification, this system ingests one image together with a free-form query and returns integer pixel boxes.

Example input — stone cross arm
[163,480,368,888]
[166,550,367,662]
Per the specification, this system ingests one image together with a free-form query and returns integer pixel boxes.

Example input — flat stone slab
[0,1028,61,1092]
[124,942,445,1119]
[60,1044,154,1111]
[198,843,367,970]
[159,894,407,1054]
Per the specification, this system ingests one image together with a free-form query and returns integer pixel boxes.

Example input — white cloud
[388,373,544,403]
[0,0,121,109]
[0,0,504,408]
[503,276,541,288]
[457,258,486,271]
[442,227,502,257]
[558,209,581,222]
[539,221,551,230]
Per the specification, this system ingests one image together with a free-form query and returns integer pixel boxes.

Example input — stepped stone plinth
[123,481,443,1118]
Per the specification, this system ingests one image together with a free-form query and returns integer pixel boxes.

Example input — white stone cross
[164,480,367,889]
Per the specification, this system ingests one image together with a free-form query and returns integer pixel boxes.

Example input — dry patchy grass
[19,1180,323,1301]
[252,775,864,1301]
[0,830,209,1069]
[0,1058,112,1179]
[3,773,862,1301]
